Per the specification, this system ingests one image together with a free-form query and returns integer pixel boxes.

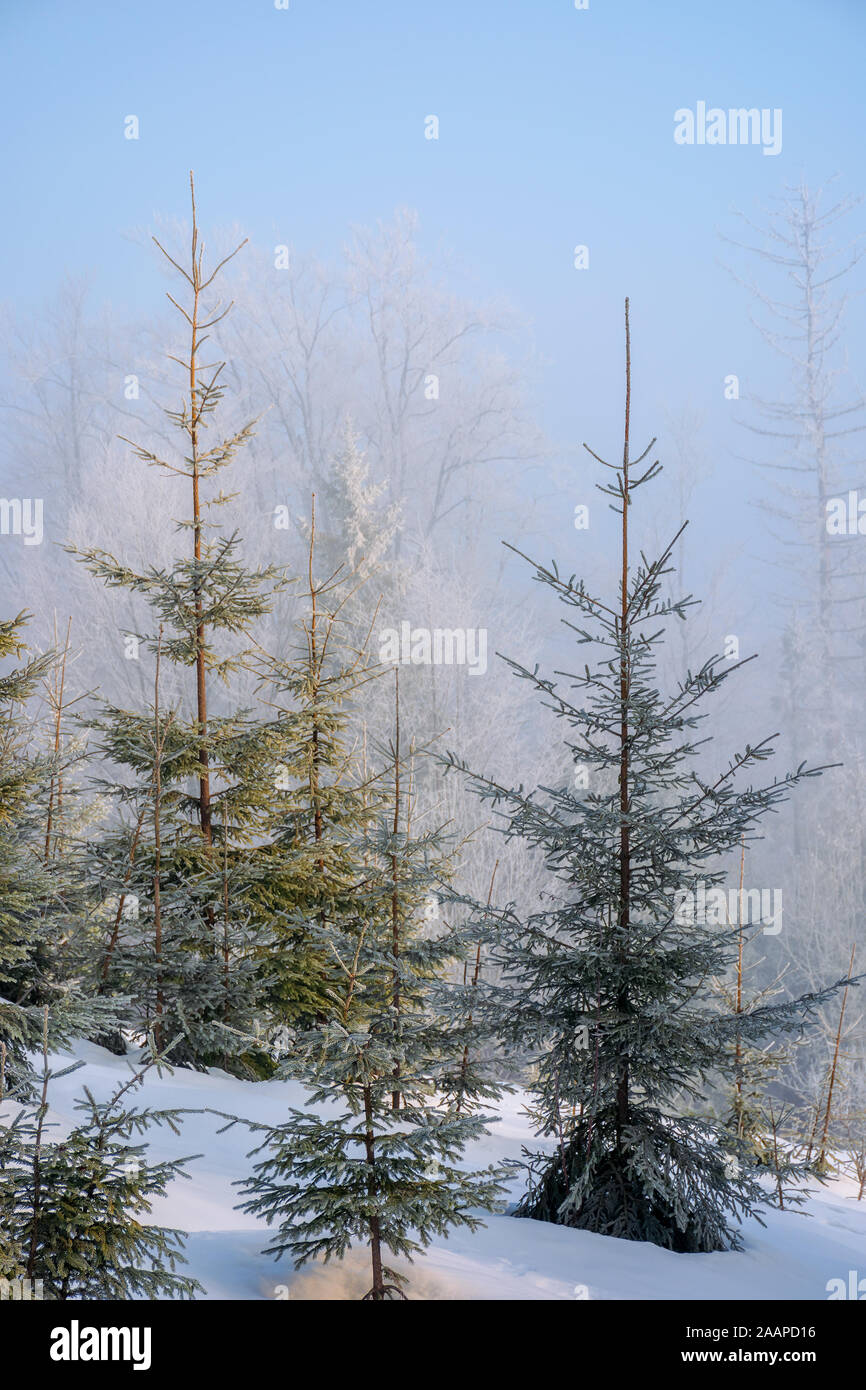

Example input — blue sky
[1,0,864,571]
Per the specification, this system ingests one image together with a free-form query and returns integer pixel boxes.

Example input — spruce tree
[441,300,856,1252]
[70,175,291,1068]
[806,944,857,1174]
[712,841,793,1166]
[0,1010,202,1299]
[233,684,505,1299]
[448,860,505,1117]
[0,615,114,1090]
[249,496,384,1038]
[0,614,54,1080]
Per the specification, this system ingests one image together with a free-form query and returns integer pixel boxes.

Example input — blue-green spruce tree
[442,301,854,1252]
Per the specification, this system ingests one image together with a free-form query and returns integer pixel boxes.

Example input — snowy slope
[15,1040,866,1302]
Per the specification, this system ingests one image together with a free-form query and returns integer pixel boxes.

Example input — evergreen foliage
[69,176,292,1069]
[250,496,385,1036]
[0,1012,201,1299]
[441,302,857,1252]
[0,615,117,1091]
[233,687,506,1299]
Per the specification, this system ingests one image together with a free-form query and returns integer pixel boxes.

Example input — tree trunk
[615,298,632,1153]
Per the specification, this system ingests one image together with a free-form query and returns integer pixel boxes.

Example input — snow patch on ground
[13,1040,866,1301]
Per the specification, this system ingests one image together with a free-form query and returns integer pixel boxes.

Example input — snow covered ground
[18,1040,866,1302]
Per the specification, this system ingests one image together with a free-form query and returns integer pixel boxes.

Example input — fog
[1,0,864,1161]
